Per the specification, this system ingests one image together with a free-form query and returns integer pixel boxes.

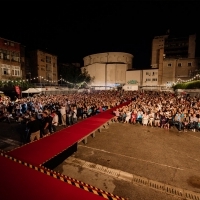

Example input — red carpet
[0,154,106,200]
[7,101,130,166]
[2,101,130,200]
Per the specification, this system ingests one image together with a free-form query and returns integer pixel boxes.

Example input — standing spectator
[27,114,40,142]
[51,110,58,132]
[124,109,131,123]
[77,105,83,119]
[41,111,50,137]
[82,107,88,119]
[59,104,66,126]
[148,111,154,127]
[72,106,77,124]
[113,108,120,122]
[66,109,72,126]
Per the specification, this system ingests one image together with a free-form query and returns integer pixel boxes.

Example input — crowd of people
[113,91,200,132]
[0,90,200,143]
[0,90,130,142]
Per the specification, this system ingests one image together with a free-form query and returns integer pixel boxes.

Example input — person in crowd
[3,111,14,123]
[51,110,58,132]
[142,112,149,126]
[0,90,199,137]
[41,111,50,137]
[136,109,143,124]
[27,114,40,142]
[59,104,66,126]
[124,109,131,123]
[82,107,88,119]
[77,105,83,119]
[72,106,78,124]
[165,112,174,129]
[131,110,137,124]
[121,108,127,123]
[154,112,161,127]
[182,113,190,132]
[160,112,168,129]
[113,108,120,122]
[148,111,154,127]
[66,108,73,126]
[174,112,183,132]
[197,118,200,132]
[190,113,198,132]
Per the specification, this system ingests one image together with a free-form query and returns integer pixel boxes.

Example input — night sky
[1,1,199,68]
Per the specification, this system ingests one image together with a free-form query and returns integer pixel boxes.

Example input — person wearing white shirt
[72,106,77,124]
[51,111,58,132]
[124,110,131,123]
[59,105,66,126]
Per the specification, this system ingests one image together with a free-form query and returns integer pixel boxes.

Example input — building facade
[142,69,158,86]
[29,50,58,84]
[125,69,158,89]
[151,35,168,69]
[0,37,22,81]
[82,52,133,89]
[126,70,142,86]
[20,45,26,79]
[151,34,200,85]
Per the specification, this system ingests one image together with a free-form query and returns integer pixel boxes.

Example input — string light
[0,76,90,87]
[173,74,200,86]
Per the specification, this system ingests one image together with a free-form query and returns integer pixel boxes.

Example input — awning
[22,88,40,93]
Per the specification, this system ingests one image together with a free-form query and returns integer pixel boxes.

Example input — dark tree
[58,63,94,87]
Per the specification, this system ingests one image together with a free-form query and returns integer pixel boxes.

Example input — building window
[41,58,45,62]
[46,56,51,63]
[168,63,172,67]
[46,64,52,71]
[177,63,182,67]
[2,50,9,60]
[152,78,157,81]
[11,52,14,61]
[1,65,11,75]
[4,40,9,45]
[146,78,151,81]
[152,72,157,76]
[46,73,52,80]
[53,63,56,68]
[188,62,192,67]
[11,52,20,62]
[146,72,151,76]
[10,42,14,47]
[12,66,21,76]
